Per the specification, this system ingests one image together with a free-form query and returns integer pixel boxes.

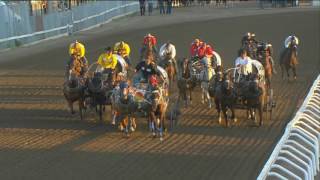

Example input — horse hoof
[130,127,135,132]
[160,137,164,142]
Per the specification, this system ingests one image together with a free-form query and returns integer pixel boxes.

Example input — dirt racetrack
[0,7,319,180]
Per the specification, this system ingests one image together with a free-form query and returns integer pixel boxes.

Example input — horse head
[222,72,233,94]
[66,70,79,88]
[181,58,190,78]
[248,74,260,92]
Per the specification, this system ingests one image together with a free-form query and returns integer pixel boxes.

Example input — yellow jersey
[97,53,118,69]
[113,42,130,57]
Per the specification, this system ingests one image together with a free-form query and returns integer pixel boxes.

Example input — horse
[111,84,138,136]
[242,74,266,126]
[87,70,114,122]
[63,70,86,120]
[200,58,214,108]
[258,50,273,89]
[177,58,196,107]
[212,71,237,127]
[148,88,168,141]
[280,43,299,81]
[159,55,176,88]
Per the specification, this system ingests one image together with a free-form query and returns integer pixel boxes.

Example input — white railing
[257,74,320,180]
[0,2,138,45]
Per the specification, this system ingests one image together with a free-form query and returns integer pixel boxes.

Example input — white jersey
[284,35,299,48]
[235,56,253,75]
[159,43,176,60]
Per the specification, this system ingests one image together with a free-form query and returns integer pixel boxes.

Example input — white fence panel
[258,74,320,180]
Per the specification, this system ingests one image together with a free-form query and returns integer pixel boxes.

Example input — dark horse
[87,71,114,122]
[242,74,266,126]
[212,71,237,127]
[177,58,196,107]
[63,70,86,120]
[280,43,298,81]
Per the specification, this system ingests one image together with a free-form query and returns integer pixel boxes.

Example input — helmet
[147,33,152,37]
[194,39,200,44]
[120,41,125,47]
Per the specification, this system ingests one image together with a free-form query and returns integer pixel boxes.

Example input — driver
[159,41,178,72]
[234,48,253,81]
[113,41,131,66]
[134,53,160,84]
[97,47,118,80]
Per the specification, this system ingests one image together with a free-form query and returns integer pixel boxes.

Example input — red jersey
[198,44,214,59]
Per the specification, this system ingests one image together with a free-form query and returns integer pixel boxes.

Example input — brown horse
[148,88,168,141]
[177,58,196,107]
[159,55,176,88]
[111,84,137,136]
[280,43,298,81]
[258,53,273,89]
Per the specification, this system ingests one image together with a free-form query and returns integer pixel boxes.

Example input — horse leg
[78,99,84,120]
[222,106,228,127]
[231,106,237,124]
[189,88,193,105]
[285,66,290,82]
[206,89,212,108]
[201,86,205,104]
[258,104,263,126]
[292,66,297,80]
[149,113,156,137]
[68,100,75,114]
[215,99,222,124]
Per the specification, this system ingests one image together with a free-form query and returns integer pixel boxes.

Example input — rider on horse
[97,47,118,85]
[241,32,258,59]
[190,38,203,62]
[284,35,299,49]
[159,41,178,73]
[114,41,131,66]
[67,40,88,79]
[257,42,277,74]
[140,33,158,59]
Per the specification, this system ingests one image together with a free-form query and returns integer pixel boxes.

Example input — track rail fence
[257,74,320,180]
